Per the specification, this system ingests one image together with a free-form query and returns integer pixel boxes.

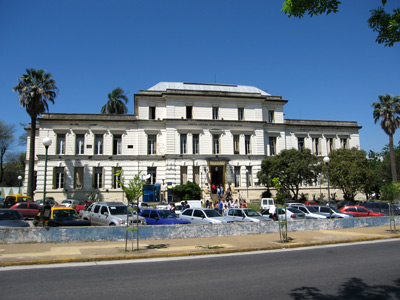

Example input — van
[260,198,275,211]
[3,194,32,208]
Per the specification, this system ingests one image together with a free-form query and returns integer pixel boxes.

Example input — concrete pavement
[1,226,399,267]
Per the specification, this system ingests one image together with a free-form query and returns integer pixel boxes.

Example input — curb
[2,234,400,268]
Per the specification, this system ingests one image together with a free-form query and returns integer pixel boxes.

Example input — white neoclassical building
[27,82,361,202]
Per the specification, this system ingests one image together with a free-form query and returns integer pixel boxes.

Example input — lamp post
[18,175,22,194]
[245,169,249,201]
[42,137,52,205]
[323,156,331,218]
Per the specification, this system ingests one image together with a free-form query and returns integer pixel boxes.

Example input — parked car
[305,200,319,206]
[288,204,328,219]
[10,202,40,218]
[359,201,400,216]
[35,198,58,206]
[139,209,190,225]
[261,207,306,221]
[61,199,80,209]
[3,194,32,208]
[180,208,233,224]
[80,202,146,226]
[75,200,94,214]
[0,209,30,227]
[260,198,275,211]
[33,207,91,227]
[313,206,353,218]
[223,208,271,222]
[339,206,385,217]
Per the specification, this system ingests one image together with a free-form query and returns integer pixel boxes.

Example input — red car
[10,202,40,218]
[75,200,93,214]
[339,206,385,217]
[305,201,318,206]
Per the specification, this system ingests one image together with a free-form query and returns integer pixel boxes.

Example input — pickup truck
[79,202,146,226]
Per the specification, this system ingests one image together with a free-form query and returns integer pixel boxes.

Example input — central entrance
[209,160,226,189]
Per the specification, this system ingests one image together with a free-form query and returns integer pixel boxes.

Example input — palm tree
[101,88,128,114]
[13,69,58,198]
[372,94,400,183]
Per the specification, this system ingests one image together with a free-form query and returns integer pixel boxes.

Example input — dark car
[33,207,90,227]
[139,209,190,225]
[10,202,40,218]
[359,201,400,216]
[0,209,30,227]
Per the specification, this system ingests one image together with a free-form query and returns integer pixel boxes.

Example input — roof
[147,82,270,96]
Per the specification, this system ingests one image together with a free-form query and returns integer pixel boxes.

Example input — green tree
[258,149,320,200]
[13,69,58,198]
[281,0,400,47]
[116,170,144,205]
[0,121,16,185]
[101,87,129,114]
[2,152,25,187]
[364,150,387,199]
[327,148,369,200]
[372,94,400,183]
[173,181,202,201]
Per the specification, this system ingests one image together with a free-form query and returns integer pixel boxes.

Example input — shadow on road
[290,277,400,299]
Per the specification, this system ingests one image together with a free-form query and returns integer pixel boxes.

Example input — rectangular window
[233,135,240,154]
[234,166,240,187]
[147,167,157,184]
[93,167,103,189]
[57,134,65,155]
[76,134,84,155]
[213,134,220,154]
[149,106,156,120]
[212,107,219,120]
[54,167,64,189]
[312,138,321,155]
[148,135,156,155]
[298,137,305,152]
[238,107,244,121]
[269,137,276,156]
[180,166,188,184]
[113,135,122,155]
[186,106,192,119]
[95,134,103,155]
[113,167,122,189]
[326,138,335,154]
[180,134,187,154]
[246,166,252,187]
[193,166,200,185]
[268,110,275,123]
[245,135,251,155]
[193,134,199,154]
[74,167,84,189]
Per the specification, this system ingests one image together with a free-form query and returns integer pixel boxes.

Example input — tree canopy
[281,0,400,47]
[101,87,129,114]
[258,149,320,200]
[0,121,16,185]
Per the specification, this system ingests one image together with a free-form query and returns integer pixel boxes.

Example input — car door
[90,204,101,225]
[356,207,370,217]
[28,203,40,218]
[148,210,160,225]
[181,209,194,222]
[17,203,29,217]
[234,209,246,222]
[98,205,110,225]
[192,209,206,223]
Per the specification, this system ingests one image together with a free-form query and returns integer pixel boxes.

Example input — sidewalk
[1,226,399,267]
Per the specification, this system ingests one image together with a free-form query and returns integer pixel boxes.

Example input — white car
[261,207,306,221]
[180,208,233,224]
[288,205,328,219]
[224,208,272,222]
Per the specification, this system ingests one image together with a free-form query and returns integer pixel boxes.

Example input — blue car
[139,209,190,225]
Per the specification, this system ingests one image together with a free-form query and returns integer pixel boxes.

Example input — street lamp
[18,175,22,194]
[323,156,331,218]
[245,169,249,201]
[42,137,52,205]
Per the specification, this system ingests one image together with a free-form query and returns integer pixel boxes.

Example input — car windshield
[306,206,318,213]
[0,210,23,220]
[158,210,178,219]
[204,210,222,217]
[109,206,128,215]
[244,209,260,217]
[53,209,78,219]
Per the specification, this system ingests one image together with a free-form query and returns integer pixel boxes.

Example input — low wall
[0,216,398,244]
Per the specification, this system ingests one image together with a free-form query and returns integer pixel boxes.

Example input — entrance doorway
[210,165,224,190]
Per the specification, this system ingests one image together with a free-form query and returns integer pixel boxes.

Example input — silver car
[224,208,272,222]
[313,206,353,218]
[180,208,233,224]
[261,207,306,221]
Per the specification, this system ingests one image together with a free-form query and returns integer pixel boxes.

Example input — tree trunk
[27,117,36,198]
[389,134,398,183]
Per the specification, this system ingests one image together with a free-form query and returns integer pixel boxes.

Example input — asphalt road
[1,240,400,300]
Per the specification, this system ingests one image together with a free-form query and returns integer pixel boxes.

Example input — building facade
[27,82,362,202]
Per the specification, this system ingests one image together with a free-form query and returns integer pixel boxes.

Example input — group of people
[204,198,247,214]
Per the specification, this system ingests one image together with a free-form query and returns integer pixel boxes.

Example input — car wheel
[109,223,116,226]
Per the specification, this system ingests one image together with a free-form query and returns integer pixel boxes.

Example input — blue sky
[1,0,399,153]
